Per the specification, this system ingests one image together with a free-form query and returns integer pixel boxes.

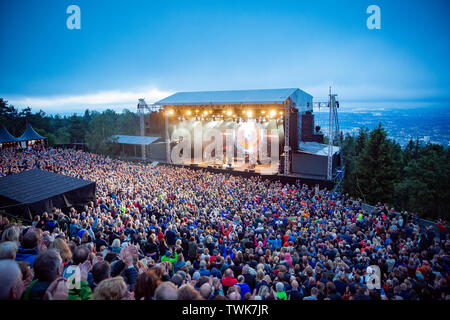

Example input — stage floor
[180,159,279,175]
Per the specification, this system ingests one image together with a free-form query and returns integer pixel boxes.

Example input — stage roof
[0,125,19,143]
[110,135,161,145]
[155,88,312,106]
[299,142,340,156]
[18,123,46,141]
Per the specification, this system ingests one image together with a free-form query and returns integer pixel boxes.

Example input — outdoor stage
[178,156,279,175]
[135,88,342,186]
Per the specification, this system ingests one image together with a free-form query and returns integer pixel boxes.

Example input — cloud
[3,84,448,114]
[5,87,174,113]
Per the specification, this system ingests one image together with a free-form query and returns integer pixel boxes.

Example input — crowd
[0,147,448,300]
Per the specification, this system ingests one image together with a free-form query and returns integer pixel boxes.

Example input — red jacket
[222,276,238,287]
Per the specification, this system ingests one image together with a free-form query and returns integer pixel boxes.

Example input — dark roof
[0,125,19,143]
[18,123,47,141]
[0,169,94,204]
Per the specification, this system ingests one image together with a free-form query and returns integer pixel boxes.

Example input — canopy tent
[0,169,96,220]
[109,135,162,158]
[0,125,20,143]
[17,123,47,141]
[110,135,161,145]
[16,123,47,148]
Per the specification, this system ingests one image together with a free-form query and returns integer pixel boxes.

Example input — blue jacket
[69,224,81,238]
[16,247,39,267]
[268,238,281,249]
[199,268,211,277]
[237,283,251,299]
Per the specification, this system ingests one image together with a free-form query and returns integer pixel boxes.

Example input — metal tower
[284,101,291,175]
[313,88,345,184]
[137,98,161,161]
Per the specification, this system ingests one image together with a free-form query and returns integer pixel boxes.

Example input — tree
[0,99,19,134]
[85,109,119,154]
[355,123,398,204]
[355,127,369,156]
[55,127,71,144]
[68,115,86,143]
[342,133,357,196]
[35,128,56,146]
[395,143,449,218]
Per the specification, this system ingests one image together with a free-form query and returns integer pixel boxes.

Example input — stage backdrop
[0,169,95,220]
[169,118,284,164]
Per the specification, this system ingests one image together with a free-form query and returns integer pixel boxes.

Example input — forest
[1,98,449,219]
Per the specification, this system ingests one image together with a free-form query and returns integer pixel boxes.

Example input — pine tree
[342,133,357,196]
[355,123,397,204]
[355,127,369,156]
[396,143,449,218]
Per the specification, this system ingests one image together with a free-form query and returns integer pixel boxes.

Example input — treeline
[1,98,449,218]
[342,124,450,219]
[0,98,140,155]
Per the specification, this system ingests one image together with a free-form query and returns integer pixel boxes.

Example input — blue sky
[0,0,449,113]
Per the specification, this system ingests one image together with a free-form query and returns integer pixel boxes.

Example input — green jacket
[68,280,92,300]
[161,252,178,272]
[22,279,91,300]
[276,291,287,300]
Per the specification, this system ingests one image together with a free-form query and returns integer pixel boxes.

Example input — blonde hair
[112,239,121,248]
[92,277,127,300]
[256,263,265,272]
[256,270,265,281]
[1,225,20,243]
[50,237,72,262]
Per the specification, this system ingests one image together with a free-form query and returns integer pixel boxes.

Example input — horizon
[2,99,448,117]
[1,0,449,113]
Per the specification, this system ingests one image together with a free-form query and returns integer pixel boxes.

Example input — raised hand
[37,238,48,253]
[44,277,69,300]
[92,255,104,265]
[79,260,92,281]
[137,260,147,274]
[121,247,134,267]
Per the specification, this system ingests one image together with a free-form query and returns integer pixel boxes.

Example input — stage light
[270,110,276,117]
[169,110,174,115]
[227,110,233,116]
[203,111,208,115]
[246,110,253,117]
[195,110,199,113]
[186,110,192,116]
[279,111,284,115]
[261,110,266,114]
[209,110,212,113]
